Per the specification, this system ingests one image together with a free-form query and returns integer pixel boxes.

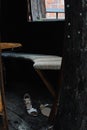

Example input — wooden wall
[1,0,65,56]
[1,21,65,56]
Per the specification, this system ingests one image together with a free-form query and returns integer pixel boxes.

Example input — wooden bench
[2,52,62,129]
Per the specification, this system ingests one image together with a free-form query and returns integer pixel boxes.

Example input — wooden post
[54,0,87,130]
[0,34,9,130]
[0,50,9,130]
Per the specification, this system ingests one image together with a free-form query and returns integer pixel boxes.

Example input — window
[45,0,65,20]
[27,0,65,22]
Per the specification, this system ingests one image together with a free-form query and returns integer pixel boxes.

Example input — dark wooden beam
[54,0,87,130]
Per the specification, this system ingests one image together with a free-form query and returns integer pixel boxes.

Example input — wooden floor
[4,80,53,130]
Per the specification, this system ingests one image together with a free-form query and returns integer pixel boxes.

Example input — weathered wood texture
[54,0,87,130]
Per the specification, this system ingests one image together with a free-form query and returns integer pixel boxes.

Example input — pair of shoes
[24,93,38,116]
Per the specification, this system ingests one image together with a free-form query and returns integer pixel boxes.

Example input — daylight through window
[45,0,65,20]
[28,0,65,21]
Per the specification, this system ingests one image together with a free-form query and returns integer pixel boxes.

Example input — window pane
[45,0,65,20]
